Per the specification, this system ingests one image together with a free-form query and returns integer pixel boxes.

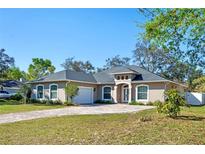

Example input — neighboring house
[0,80,23,94]
[29,65,187,104]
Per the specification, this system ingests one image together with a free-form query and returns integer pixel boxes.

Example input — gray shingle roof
[0,80,23,88]
[93,71,115,84]
[93,65,167,83]
[66,70,97,83]
[30,65,168,84]
[128,65,168,82]
[30,70,97,83]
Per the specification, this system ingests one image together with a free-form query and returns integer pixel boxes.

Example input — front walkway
[0,104,154,124]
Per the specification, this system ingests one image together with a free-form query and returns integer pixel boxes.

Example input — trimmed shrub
[40,100,51,105]
[29,99,63,105]
[64,101,75,106]
[146,101,154,106]
[94,100,114,104]
[129,101,145,105]
[0,99,22,105]
[10,93,23,101]
[157,89,186,117]
[29,99,43,104]
[40,100,63,105]
[52,100,63,105]
[0,99,6,103]
[129,100,164,106]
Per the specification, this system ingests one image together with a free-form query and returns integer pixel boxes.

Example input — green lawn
[0,106,205,144]
[0,100,64,114]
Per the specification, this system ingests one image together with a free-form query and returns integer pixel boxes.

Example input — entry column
[128,84,132,103]
[114,85,118,103]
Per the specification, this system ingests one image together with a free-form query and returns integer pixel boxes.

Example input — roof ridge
[125,65,138,73]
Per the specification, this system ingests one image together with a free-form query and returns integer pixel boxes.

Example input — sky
[0,9,146,72]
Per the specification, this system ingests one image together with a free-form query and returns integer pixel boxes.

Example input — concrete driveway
[0,104,154,124]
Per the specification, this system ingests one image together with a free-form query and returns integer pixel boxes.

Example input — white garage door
[73,87,93,104]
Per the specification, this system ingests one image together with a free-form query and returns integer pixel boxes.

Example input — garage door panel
[73,87,93,104]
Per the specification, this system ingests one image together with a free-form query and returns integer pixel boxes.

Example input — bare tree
[103,55,131,70]
[61,57,95,73]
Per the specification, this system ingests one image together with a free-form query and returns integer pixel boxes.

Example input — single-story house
[0,80,23,94]
[29,65,187,104]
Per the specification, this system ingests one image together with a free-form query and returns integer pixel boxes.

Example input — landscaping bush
[157,89,186,118]
[10,93,23,101]
[51,100,63,105]
[94,100,114,104]
[0,99,23,105]
[146,101,154,106]
[64,101,75,106]
[153,100,163,106]
[40,100,51,105]
[29,99,42,104]
[129,101,145,105]
[29,99,63,105]
[129,100,163,106]
[0,99,6,103]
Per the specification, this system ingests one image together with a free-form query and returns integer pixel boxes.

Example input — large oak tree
[0,48,15,79]
[138,9,205,86]
[27,58,56,80]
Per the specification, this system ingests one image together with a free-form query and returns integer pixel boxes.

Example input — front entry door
[122,86,129,102]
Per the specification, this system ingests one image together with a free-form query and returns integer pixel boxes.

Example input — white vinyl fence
[185,92,205,106]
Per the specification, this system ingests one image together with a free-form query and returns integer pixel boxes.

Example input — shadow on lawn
[174,115,205,121]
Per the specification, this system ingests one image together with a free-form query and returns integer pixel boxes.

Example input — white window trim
[136,84,149,102]
[102,86,112,101]
[49,84,58,100]
[36,84,44,100]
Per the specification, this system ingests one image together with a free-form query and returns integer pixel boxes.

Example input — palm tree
[19,84,32,103]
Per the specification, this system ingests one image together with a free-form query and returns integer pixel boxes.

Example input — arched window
[50,84,58,100]
[36,85,44,99]
[102,86,112,100]
[136,85,149,101]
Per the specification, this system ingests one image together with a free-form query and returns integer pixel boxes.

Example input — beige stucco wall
[31,80,186,103]
[132,82,166,102]
[31,81,66,101]
[166,82,186,93]
[31,81,98,102]
[97,82,165,103]
[96,82,165,103]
